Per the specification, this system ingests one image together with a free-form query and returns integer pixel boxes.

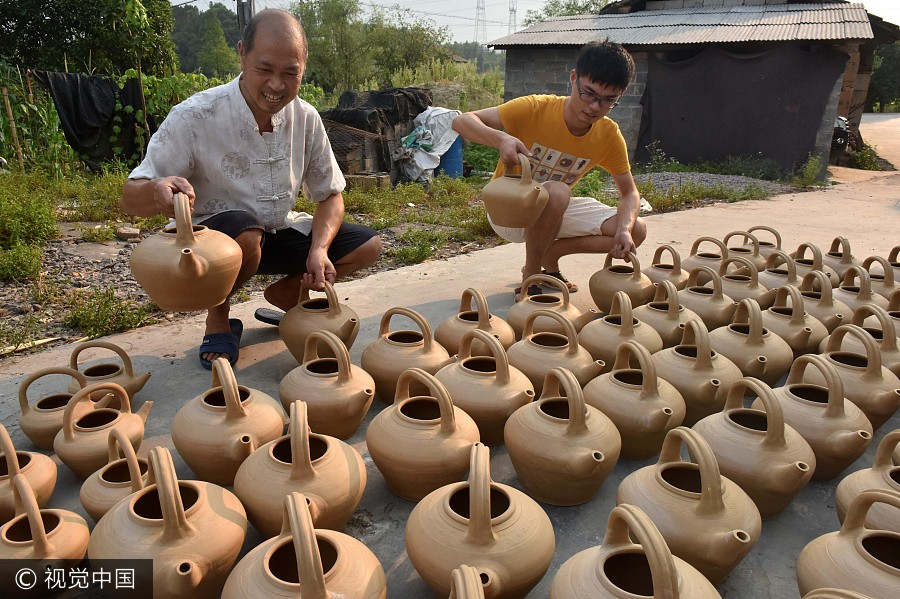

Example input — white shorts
[488,196,619,244]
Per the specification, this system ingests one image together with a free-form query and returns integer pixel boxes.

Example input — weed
[463,143,500,172]
[64,287,155,338]
[133,215,169,231]
[848,143,880,171]
[792,154,825,187]
[0,315,42,351]
[232,289,252,303]
[79,223,116,242]
[635,142,784,181]
[0,242,42,281]
[637,180,771,213]
[29,274,65,305]
[0,173,59,248]
[572,168,615,200]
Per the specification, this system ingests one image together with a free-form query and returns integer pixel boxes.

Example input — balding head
[241,9,307,65]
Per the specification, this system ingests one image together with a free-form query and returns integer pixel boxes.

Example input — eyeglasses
[574,79,620,108]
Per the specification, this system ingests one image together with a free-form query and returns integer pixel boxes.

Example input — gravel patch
[634,171,794,196]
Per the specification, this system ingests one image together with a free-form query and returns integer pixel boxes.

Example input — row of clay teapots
[505,368,621,506]
[583,341,686,459]
[643,244,689,290]
[222,492,386,599]
[67,340,151,402]
[616,426,761,584]
[436,287,516,356]
[826,304,900,377]
[863,256,899,300]
[19,366,91,449]
[280,281,361,361]
[435,329,535,445]
[80,428,149,522]
[54,382,153,479]
[589,251,654,313]
[693,377,815,517]
[677,266,736,329]
[835,430,900,533]
[89,446,248,599]
[551,503,721,599]
[0,422,56,523]
[507,274,595,337]
[681,237,728,284]
[131,192,242,311]
[633,280,702,347]
[833,265,890,313]
[173,357,285,485]
[235,401,366,537]
[796,489,900,599]
[367,369,479,500]
[578,291,663,371]
[712,255,770,306]
[798,270,850,332]
[761,284,829,357]
[724,230,767,272]
[791,242,840,286]
[406,443,556,599]
[280,330,375,439]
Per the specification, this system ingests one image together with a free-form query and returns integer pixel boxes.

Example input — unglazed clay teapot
[435,288,516,356]
[796,489,900,599]
[744,225,782,260]
[172,357,285,485]
[827,304,900,377]
[80,428,149,522]
[366,369,479,500]
[761,284,828,357]
[53,382,153,479]
[708,299,792,385]
[0,423,56,523]
[279,330,375,439]
[833,265,890,313]
[0,474,88,562]
[130,192,242,310]
[89,446,247,599]
[18,366,90,449]
[805,324,900,430]
[616,427,761,584]
[643,244,689,290]
[435,329,535,445]
[67,340,151,401]
[361,307,451,402]
[681,237,728,284]
[507,309,603,394]
[449,565,489,599]
[863,256,899,300]
[762,355,872,481]
[633,280,702,347]
[481,154,549,228]
[724,230,766,272]
[583,340,685,459]
[406,443,556,598]
[713,255,770,305]
[651,320,742,426]
[589,251,654,313]
[791,242,840,286]
[221,492,386,599]
[505,368,621,505]
[280,281,361,361]
[802,590,873,599]
[507,274,596,337]
[821,235,859,280]
[755,249,799,307]
[578,291,663,369]
[677,266,736,330]
[835,430,900,533]
[550,503,721,599]
[693,377,815,517]
[798,270,850,332]
[234,401,366,537]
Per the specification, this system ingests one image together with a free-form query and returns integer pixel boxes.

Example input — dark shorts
[199,210,378,276]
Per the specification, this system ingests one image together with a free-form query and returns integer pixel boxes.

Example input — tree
[292,0,371,93]
[447,41,505,73]
[196,12,240,78]
[367,7,451,86]
[172,4,204,73]
[206,2,240,48]
[524,0,611,26]
[867,42,900,112]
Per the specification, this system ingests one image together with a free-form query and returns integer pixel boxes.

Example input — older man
[121,9,382,368]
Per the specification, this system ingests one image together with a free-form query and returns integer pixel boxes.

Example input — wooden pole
[2,86,25,170]
[25,70,34,103]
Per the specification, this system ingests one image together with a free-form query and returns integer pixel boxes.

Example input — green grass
[0,315,42,351]
[0,173,58,248]
[0,241,42,281]
[463,143,500,172]
[848,142,880,171]
[79,223,116,242]
[636,180,768,213]
[791,154,825,187]
[64,286,156,338]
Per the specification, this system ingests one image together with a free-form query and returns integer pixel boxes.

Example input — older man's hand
[303,247,336,291]
[152,176,195,217]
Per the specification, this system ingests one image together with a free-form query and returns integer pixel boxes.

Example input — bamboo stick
[1,86,24,170]
[25,69,34,103]
[0,337,61,356]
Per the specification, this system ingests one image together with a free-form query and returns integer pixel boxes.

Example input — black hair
[575,40,635,90]
[241,9,308,64]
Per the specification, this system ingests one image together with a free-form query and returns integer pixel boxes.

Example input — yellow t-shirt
[493,95,630,186]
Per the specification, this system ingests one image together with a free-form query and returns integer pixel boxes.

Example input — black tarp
[321,87,432,133]
[635,44,848,172]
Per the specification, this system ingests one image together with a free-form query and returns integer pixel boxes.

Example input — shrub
[0,173,58,248]
[848,143,880,171]
[0,241,42,281]
[64,287,155,338]
[792,154,825,187]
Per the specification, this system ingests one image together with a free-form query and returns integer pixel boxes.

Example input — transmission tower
[508,0,517,34]
[474,0,487,45]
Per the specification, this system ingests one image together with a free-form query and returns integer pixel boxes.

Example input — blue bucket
[436,136,464,178]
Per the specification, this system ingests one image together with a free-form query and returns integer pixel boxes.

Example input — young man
[121,9,382,368]
[452,40,646,299]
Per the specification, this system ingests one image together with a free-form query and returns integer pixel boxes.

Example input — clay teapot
[805,324,900,430]
[633,280,703,347]
[724,230,767,272]
[791,242,841,286]
[18,366,90,449]
[53,382,153,479]
[863,255,899,300]
[507,273,596,337]
[798,270,850,333]
[681,237,728,284]
[172,357,286,485]
[796,488,900,599]
[0,423,56,524]
[80,428,149,522]
[435,329,535,445]
[279,330,375,439]
[761,284,829,357]
[550,503,721,599]
[361,307,451,402]
[406,443,556,598]
[643,244,689,289]
[130,192,242,310]
[589,251,654,313]
[88,446,247,599]
[821,235,860,280]
[802,590,874,599]
[708,298,792,385]
[507,309,604,394]
[755,249,800,307]
[826,304,900,377]
[481,154,549,228]
[583,340,686,459]
[744,225,782,259]
[505,367,621,505]
[221,492,386,599]
[712,255,770,305]
[693,377,815,517]
[578,291,663,369]
[677,266,737,330]
[0,474,89,562]
[762,355,872,481]
[651,320,742,426]
[366,368,479,500]
[449,565,489,599]
[889,245,900,284]
[67,340,150,403]
[436,287,516,356]
[616,426,761,584]
[833,265,890,313]
[279,281,361,361]
[234,401,366,537]
[835,430,900,533]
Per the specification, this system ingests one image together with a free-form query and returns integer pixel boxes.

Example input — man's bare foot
[263,275,302,312]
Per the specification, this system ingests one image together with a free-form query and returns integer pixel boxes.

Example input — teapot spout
[132,372,151,393]
[574,310,598,331]
[566,448,605,478]
[772,460,812,492]
[829,428,872,457]
[167,559,205,596]
[707,529,753,566]
[232,433,256,462]
[645,406,674,432]
[587,359,605,380]
[178,248,209,279]
[136,400,154,425]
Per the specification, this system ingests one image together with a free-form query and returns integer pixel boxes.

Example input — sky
[172,0,900,44]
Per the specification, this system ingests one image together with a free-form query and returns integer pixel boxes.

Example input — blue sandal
[199,319,243,370]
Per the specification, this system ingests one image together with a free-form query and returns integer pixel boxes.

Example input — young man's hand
[152,176,195,217]
[611,229,636,259]
[303,247,336,291]
[498,134,532,168]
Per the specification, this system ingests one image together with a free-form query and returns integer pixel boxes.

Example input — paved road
[860,112,900,167]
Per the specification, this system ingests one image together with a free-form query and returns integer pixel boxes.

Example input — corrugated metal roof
[490,2,873,47]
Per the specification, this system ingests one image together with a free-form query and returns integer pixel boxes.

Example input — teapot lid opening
[272,436,327,464]
[82,363,121,377]
[132,483,199,520]
[3,512,60,542]
[861,534,900,570]
[35,394,72,410]
[659,463,702,494]
[100,458,149,483]
[0,453,31,477]
[202,386,251,407]
[447,486,510,520]
[461,357,497,374]
[74,409,119,430]
[267,535,339,583]
[727,410,768,432]
[602,551,654,597]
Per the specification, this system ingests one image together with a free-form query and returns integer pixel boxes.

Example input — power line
[361,1,506,25]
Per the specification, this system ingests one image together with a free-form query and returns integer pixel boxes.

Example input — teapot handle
[732,298,766,344]
[11,475,53,556]
[148,446,195,541]
[297,280,343,316]
[173,192,196,246]
[851,304,898,353]
[62,382,131,441]
[289,401,317,480]
[658,427,725,514]
[719,255,760,288]
[284,492,328,599]
[723,377,786,448]
[786,355,845,418]
[465,443,497,545]
[449,565,490,599]
[459,329,511,386]
[689,236,727,258]
[687,266,726,301]
[603,251,643,282]
[873,430,900,469]
[799,270,837,308]
[825,324,884,378]
[18,366,87,414]
[521,273,571,307]
[0,423,23,478]
[603,504,679,599]
[651,244,682,276]
[608,291,635,336]
[303,330,353,384]
[211,357,247,420]
[395,368,457,434]
[889,245,900,264]
[459,288,492,331]
[679,319,714,370]
[771,285,807,326]
[862,255,896,288]
[523,309,580,356]
[517,153,534,184]
[747,225,781,249]
[723,230,760,255]
[379,307,437,352]
[765,250,798,282]
[107,428,145,493]
[539,367,589,435]
[841,265,876,301]
[69,340,138,379]
[840,488,900,534]
[827,236,853,264]
[890,288,900,311]
[652,280,681,319]
[793,242,825,270]
[612,340,661,400]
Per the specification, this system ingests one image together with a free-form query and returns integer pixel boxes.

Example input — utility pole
[508,0,517,34]
[237,0,256,33]
[474,0,487,45]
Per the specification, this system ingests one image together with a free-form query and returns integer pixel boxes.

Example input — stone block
[345,173,391,191]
